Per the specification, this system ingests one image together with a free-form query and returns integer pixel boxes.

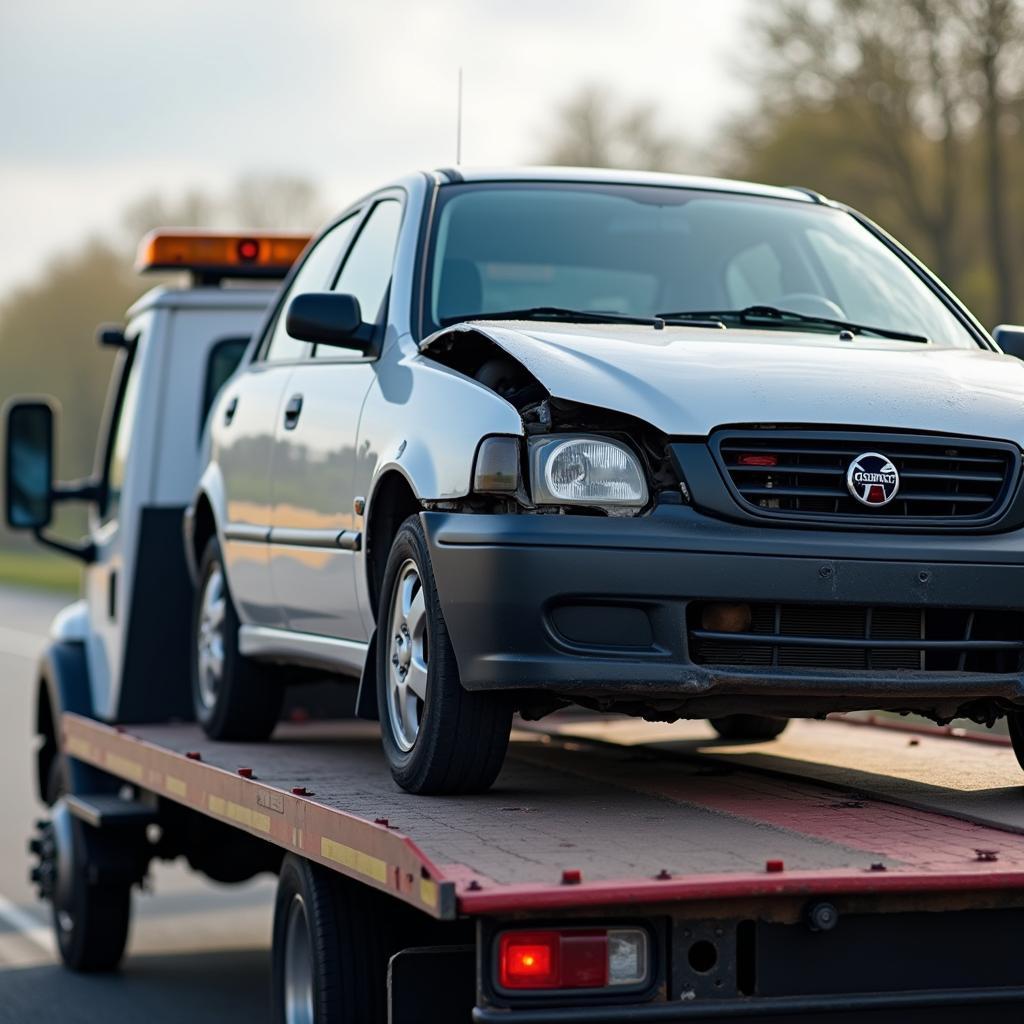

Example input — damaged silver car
[186,167,1024,793]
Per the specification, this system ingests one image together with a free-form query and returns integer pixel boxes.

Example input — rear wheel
[709,714,789,741]
[271,856,390,1024]
[376,516,512,794]
[191,536,283,740]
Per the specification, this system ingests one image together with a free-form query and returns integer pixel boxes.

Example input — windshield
[425,183,978,348]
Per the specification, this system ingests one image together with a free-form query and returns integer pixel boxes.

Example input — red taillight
[498,928,648,991]
[500,932,560,989]
[737,453,778,467]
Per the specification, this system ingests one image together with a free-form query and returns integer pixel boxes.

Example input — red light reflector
[499,932,559,989]
[738,453,778,467]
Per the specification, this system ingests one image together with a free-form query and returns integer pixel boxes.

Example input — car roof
[430,166,820,204]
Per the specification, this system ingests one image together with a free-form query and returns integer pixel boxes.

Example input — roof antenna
[456,67,464,165]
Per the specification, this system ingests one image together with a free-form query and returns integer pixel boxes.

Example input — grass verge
[0,549,80,593]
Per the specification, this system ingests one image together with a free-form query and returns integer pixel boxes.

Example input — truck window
[200,336,249,437]
[100,345,144,525]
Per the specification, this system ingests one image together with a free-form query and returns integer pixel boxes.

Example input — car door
[218,217,360,627]
[268,196,404,641]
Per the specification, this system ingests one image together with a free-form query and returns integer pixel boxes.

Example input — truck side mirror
[286,292,372,353]
[5,400,56,531]
[992,325,1024,360]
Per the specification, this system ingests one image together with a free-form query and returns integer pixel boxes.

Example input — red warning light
[738,453,778,467]
[237,238,260,262]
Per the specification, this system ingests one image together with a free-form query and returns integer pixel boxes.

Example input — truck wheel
[709,714,789,741]
[376,516,512,794]
[272,855,388,1023]
[31,800,132,972]
[191,536,283,740]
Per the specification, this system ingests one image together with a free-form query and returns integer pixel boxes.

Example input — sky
[0,0,749,297]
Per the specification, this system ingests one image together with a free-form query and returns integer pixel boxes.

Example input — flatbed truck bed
[59,711,1024,1021]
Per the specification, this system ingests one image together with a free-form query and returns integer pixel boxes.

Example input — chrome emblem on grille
[847,452,899,507]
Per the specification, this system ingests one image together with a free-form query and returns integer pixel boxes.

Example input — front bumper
[421,509,1024,717]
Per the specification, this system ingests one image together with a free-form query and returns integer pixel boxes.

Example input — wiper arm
[656,304,928,343]
[439,306,667,328]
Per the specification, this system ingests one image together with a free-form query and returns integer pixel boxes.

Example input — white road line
[0,624,47,661]
[0,893,55,961]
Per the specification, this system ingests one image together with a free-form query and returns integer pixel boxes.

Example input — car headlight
[529,435,649,509]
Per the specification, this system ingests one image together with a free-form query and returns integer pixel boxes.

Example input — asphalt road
[0,584,275,1023]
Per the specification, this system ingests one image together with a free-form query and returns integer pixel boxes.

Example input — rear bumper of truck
[421,509,1024,717]
[471,985,1024,1022]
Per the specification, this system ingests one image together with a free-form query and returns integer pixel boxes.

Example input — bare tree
[960,0,1021,322]
[536,85,686,172]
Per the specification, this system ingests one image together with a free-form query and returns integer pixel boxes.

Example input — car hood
[427,321,1024,442]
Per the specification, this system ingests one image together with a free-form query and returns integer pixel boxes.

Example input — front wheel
[709,714,789,741]
[30,800,132,972]
[376,516,512,794]
[191,536,283,740]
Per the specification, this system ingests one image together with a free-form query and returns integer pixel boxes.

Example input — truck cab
[4,231,306,796]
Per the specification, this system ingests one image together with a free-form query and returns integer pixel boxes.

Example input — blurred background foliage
[2,0,1023,587]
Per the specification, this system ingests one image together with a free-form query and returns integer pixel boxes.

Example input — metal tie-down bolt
[807,902,839,932]
[870,862,887,872]
[655,869,672,881]
[766,859,785,873]
[292,787,313,796]
[466,879,482,891]
[185,751,202,761]
[976,849,999,862]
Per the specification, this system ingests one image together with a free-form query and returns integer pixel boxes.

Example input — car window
[264,215,360,362]
[725,243,784,308]
[427,184,978,348]
[332,200,402,321]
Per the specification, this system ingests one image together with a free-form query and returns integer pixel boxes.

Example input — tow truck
[6,230,1024,1022]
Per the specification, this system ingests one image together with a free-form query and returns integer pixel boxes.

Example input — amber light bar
[136,230,310,282]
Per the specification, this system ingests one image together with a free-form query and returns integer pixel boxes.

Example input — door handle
[223,396,238,425]
[284,393,304,430]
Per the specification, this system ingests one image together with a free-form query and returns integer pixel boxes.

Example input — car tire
[271,855,390,1024]
[191,536,283,740]
[709,714,789,741]
[1007,710,1024,773]
[376,515,512,794]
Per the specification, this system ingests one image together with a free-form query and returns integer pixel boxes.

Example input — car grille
[712,430,1019,524]
[688,602,1024,674]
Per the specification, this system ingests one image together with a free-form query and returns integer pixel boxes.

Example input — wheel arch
[364,467,423,622]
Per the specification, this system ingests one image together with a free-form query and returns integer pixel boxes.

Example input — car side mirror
[992,325,1024,360]
[286,292,371,353]
[5,400,56,531]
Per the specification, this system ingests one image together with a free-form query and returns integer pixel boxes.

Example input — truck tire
[272,855,389,1024]
[376,516,512,794]
[709,714,789,741]
[191,536,283,740]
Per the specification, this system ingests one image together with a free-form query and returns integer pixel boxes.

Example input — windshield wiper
[439,306,669,328]
[656,304,928,343]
